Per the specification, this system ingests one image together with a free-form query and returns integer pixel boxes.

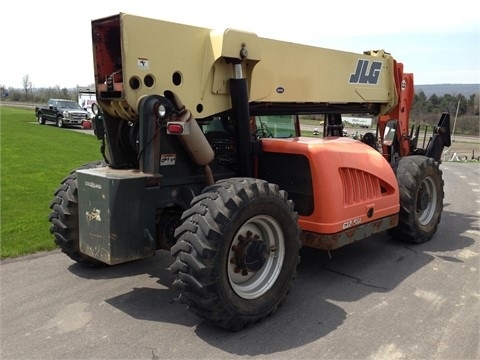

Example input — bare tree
[22,74,32,101]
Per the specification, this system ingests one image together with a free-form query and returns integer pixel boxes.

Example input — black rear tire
[48,161,106,267]
[170,178,301,331]
[390,156,444,243]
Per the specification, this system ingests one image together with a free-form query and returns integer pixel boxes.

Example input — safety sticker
[161,154,176,166]
[137,58,149,69]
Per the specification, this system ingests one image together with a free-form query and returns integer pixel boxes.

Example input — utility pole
[451,99,460,141]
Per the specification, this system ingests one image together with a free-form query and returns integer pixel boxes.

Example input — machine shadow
[67,207,475,356]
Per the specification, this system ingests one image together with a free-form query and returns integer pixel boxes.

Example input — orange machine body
[260,136,400,241]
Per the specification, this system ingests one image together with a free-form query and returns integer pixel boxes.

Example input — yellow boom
[92,13,398,120]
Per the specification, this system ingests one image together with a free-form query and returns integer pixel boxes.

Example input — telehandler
[49,13,451,330]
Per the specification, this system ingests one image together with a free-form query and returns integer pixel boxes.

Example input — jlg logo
[349,60,383,84]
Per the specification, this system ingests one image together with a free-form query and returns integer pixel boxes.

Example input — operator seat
[361,132,377,149]
[325,113,344,137]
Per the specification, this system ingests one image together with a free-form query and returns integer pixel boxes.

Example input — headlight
[63,111,70,118]
[157,104,167,118]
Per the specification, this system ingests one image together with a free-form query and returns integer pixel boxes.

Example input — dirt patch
[444,139,480,161]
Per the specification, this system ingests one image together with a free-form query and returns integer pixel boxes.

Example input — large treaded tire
[390,156,444,243]
[170,178,301,331]
[48,160,106,267]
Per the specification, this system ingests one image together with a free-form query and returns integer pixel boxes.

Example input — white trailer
[77,87,97,119]
[342,116,372,128]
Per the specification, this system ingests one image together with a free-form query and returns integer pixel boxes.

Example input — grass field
[0,107,101,259]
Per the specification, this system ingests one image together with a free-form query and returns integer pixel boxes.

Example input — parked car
[35,99,89,128]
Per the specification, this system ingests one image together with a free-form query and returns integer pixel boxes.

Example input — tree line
[413,91,478,117]
[1,79,479,136]
[411,91,479,136]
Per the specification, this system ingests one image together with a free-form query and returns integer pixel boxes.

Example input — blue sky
[1,0,478,88]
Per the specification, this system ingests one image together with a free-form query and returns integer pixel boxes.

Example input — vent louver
[339,168,384,206]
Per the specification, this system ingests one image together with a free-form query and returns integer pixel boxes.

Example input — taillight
[167,122,190,135]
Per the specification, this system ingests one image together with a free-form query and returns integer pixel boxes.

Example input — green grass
[0,107,101,259]
[0,110,317,259]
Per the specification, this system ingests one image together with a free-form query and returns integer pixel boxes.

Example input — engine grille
[339,168,383,206]
[71,112,86,120]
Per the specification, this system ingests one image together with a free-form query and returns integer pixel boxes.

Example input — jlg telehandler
[49,13,451,331]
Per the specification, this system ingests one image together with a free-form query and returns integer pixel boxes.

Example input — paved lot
[1,163,479,360]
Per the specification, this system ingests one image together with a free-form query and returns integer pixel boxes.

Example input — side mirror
[383,119,397,146]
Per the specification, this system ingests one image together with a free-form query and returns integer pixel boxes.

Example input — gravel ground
[445,138,480,160]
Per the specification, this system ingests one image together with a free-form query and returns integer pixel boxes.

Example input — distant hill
[415,84,479,97]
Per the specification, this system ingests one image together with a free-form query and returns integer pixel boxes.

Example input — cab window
[253,115,296,139]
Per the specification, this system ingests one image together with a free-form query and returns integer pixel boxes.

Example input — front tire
[37,112,45,125]
[56,117,64,128]
[170,178,301,331]
[48,160,106,266]
[390,156,444,243]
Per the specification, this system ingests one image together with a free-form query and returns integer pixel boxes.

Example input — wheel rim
[416,176,437,225]
[228,214,285,300]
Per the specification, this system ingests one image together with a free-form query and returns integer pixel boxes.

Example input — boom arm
[377,61,414,158]
[92,13,404,121]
